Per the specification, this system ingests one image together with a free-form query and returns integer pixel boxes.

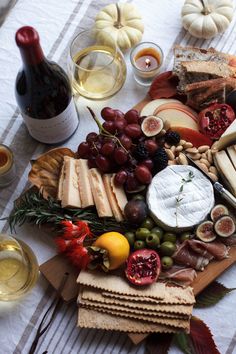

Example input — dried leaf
[189,316,220,354]
[195,281,236,308]
[146,333,173,354]
[174,332,194,354]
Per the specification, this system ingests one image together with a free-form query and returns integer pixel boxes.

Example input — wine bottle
[15,26,79,144]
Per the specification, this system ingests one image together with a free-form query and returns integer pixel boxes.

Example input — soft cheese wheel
[147,165,214,231]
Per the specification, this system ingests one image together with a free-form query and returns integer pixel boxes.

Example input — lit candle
[0,144,16,187]
[130,42,163,86]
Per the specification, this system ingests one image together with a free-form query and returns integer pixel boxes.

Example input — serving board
[37,97,236,344]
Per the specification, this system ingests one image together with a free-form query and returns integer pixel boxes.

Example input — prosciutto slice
[186,239,229,260]
[220,234,236,247]
[160,266,197,286]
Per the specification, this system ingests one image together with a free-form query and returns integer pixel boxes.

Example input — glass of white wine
[0,234,39,301]
[68,29,127,100]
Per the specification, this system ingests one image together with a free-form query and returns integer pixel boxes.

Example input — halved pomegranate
[198,103,235,140]
[125,249,161,286]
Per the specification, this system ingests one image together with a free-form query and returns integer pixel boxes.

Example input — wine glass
[68,29,127,100]
[0,234,39,301]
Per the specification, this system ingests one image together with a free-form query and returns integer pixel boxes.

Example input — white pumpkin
[182,0,234,39]
[94,3,144,51]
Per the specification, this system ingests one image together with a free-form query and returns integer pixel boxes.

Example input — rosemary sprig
[175,171,195,227]
[3,190,128,234]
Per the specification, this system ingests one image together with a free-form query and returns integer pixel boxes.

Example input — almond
[207,172,218,182]
[175,145,183,152]
[207,150,213,164]
[194,161,209,174]
[178,153,188,165]
[183,142,193,149]
[165,149,175,160]
[198,145,210,153]
[209,166,218,175]
[185,147,198,154]
[187,152,201,160]
[200,158,211,168]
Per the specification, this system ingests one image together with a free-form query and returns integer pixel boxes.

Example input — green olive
[141,217,155,230]
[163,232,177,244]
[132,194,145,201]
[150,226,164,241]
[180,231,192,242]
[160,241,176,256]
[146,233,160,249]
[135,228,150,241]
[161,256,173,270]
[134,240,146,250]
[124,232,135,246]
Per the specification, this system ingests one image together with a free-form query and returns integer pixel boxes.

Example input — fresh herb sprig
[175,171,195,227]
[3,190,127,234]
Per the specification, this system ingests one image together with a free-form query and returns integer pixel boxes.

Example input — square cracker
[78,307,181,333]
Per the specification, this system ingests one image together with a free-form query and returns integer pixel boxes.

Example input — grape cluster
[77,107,164,192]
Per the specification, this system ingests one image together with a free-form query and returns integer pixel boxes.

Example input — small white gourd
[182,0,233,39]
[94,3,144,51]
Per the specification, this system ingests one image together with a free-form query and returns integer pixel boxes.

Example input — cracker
[79,299,188,319]
[80,288,193,315]
[81,305,190,330]
[78,307,180,333]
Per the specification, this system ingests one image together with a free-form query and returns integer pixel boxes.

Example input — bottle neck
[19,44,45,66]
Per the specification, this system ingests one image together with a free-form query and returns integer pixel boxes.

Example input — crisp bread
[81,305,190,330]
[78,307,181,333]
[80,287,193,315]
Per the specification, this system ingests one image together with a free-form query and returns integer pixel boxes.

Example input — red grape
[119,134,132,150]
[114,147,128,165]
[95,155,111,172]
[101,142,115,156]
[124,124,142,138]
[90,142,102,156]
[77,142,90,158]
[114,117,127,132]
[124,109,139,124]
[125,173,140,192]
[140,158,154,171]
[114,109,124,119]
[114,170,128,186]
[86,132,98,144]
[135,165,152,184]
[144,139,158,155]
[101,107,115,121]
[103,121,116,134]
[88,157,97,168]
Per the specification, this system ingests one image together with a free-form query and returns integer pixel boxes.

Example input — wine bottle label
[22,99,79,144]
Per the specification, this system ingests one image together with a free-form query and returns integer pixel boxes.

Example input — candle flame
[145,59,151,68]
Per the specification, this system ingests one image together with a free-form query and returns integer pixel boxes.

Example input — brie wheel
[147,165,214,231]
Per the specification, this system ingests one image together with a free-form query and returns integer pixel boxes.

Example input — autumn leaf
[146,333,173,354]
[195,281,236,308]
[174,317,220,354]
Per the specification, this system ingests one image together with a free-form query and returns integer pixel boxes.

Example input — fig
[141,116,163,137]
[214,215,236,237]
[125,249,161,286]
[124,200,148,225]
[196,221,216,242]
[210,204,229,222]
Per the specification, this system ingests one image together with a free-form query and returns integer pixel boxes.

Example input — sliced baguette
[76,159,94,208]
[61,156,81,208]
[89,168,113,218]
[103,174,124,222]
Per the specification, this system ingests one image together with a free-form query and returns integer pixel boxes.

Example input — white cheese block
[227,145,236,170]
[61,156,81,208]
[214,150,236,196]
[147,165,214,231]
[103,174,124,222]
[214,119,236,150]
[77,159,94,208]
[140,99,181,116]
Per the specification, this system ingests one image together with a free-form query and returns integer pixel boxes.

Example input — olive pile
[124,216,179,270]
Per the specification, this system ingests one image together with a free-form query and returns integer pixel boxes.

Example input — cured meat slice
[160,266,197,286]
[186,239,229,260]
[216,235,236,247]
[173,242,212,271]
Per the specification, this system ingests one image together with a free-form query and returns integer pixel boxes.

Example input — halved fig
[210,204,229,222]
[141,116,163,137]
[214,215,236,237]
[196,221,217,242]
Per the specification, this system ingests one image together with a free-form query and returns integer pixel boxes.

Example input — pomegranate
[125,249,161,286]
[198,103,235,140]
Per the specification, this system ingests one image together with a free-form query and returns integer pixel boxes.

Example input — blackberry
[165,130,180,145]
[133,143,149,161]
[153,147,168,172]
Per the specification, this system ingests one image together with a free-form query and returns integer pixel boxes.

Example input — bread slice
[89,168,113,218]
[185,78,236,111]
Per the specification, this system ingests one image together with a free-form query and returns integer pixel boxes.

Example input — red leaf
[148,71,185,101]
[190,316,220,354]
[146,333,173,354]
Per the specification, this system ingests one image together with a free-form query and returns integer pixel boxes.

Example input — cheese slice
[57,160,65,201]
[110,174,128,214]
[215,120,236,150]
[103,174,123,221]
[214,150,236,196]
[89,168,113,218]
[61,156,81,208]
[147,165,214,231]
[76,159,94,208]
[227,145,236,170]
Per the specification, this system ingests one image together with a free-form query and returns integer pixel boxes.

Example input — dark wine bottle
[15,26,79,144]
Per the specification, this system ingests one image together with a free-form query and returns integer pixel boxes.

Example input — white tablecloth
[0,0,236,353]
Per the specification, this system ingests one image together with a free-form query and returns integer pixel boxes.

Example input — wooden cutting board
[38,97,236,345]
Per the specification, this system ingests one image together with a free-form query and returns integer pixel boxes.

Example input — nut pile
[165,141,219,182]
